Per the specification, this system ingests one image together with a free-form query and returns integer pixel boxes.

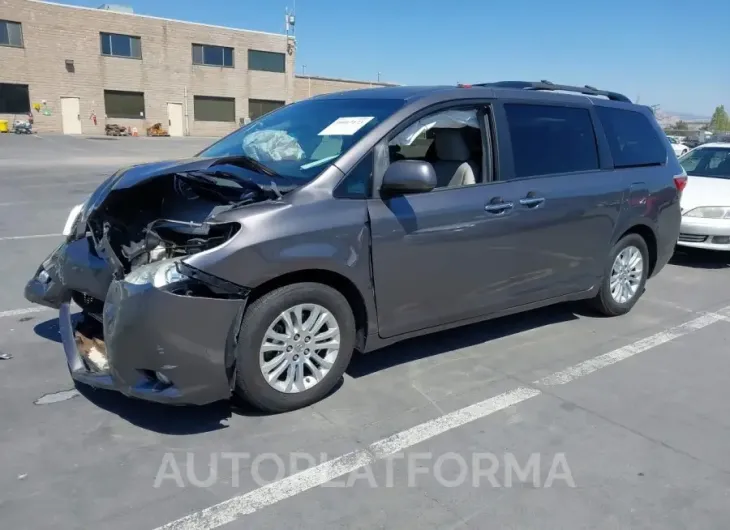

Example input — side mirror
[381,160,437,195]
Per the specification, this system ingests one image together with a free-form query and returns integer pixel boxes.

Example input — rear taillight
[673,175,687,193]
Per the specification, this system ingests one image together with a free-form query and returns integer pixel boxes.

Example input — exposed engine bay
[59,159,290,373]
[81,160,292,278]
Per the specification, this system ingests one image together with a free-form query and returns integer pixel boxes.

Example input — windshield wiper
[218,155,281,179]
[176,171,220,186]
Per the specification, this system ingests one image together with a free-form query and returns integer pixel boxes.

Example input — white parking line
[535,312,727,386]
[0,233,62,241]
[0,307,50,318]
[153,305,730,530]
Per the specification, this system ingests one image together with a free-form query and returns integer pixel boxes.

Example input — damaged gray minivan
[25,82,683,412]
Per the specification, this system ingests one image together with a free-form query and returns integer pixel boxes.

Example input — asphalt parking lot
[2,133,730,530]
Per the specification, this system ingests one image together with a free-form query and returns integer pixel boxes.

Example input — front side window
[680,147,730,178]
[505,103,599,179]
[192,44,234,67]
[388,108,483,188]
[100,32,141,59]
[248,50,285,73]
[596,106,666,168]
[198,98,405,184]
[335,152,374,199]
[0,20,23,47]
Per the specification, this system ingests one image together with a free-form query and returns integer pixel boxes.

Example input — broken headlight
[124,259,187,288]
[62,198,90,237]
[124,259,249,299]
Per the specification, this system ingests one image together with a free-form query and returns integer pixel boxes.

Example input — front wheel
[234,282,356,413]
[590,233,649,316]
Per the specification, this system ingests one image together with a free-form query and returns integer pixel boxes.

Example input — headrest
[434,129,470,161]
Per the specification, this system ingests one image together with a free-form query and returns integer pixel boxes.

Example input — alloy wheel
[258,303,341,393]
[609,245,644,304]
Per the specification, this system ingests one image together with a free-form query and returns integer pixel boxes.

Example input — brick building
[0,0,394,135]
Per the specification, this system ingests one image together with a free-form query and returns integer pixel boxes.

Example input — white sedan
[668,136,689,157]
[677,142,730,250]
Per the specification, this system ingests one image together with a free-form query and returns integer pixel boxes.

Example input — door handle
[519,197,545,207]
[484,201,514,213]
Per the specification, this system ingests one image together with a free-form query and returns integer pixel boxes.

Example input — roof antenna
[285,2,296,38]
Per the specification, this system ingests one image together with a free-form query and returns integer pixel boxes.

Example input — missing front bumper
[27,239,249,405]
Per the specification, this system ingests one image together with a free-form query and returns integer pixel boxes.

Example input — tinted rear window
[505,103,599,179]
[595,107,666,168]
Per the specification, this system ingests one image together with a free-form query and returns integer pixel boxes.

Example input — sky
[56,0,729,117]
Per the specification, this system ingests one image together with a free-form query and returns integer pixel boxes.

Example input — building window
[194,96,236,122]
[192,44,234,67]
[104,90,145,119]
[0,83,30,113]
[249,99,285,120]
[248,50,285,73]
[100,32,141,59]
[0,20,23,47]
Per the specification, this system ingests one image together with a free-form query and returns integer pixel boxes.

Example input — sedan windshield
[679,147,730,178]
[197,98,405,183]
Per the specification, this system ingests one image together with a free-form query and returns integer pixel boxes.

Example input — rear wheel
[234,282,355,413]
[590,233,649,316]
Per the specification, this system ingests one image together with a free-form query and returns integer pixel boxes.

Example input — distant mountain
[655,110,710,129]
[668,111,711,122]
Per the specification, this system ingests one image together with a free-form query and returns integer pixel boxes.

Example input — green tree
[674,120,689,131]
[710,105,730,131]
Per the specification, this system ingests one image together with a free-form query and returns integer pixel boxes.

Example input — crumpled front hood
[81,155,295,222]
[109,157,220,191]
[78,157,221,225]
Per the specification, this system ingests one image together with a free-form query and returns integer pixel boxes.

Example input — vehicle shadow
[75,383,235,434]
[347,303,581,378]
[33,303,582,431]
[670,247,730,269]
[33,316,63,343]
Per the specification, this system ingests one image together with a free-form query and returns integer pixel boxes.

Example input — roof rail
[473,80,632,103]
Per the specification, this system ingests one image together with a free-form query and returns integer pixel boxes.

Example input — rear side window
[505,103,599,179]
[595,107,666,168]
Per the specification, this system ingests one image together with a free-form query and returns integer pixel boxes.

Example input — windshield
[680,147,730,178]
[668,137,677,144]
[197,98,405,182]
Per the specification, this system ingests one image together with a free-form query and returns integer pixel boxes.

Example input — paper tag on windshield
[318,117,374,136]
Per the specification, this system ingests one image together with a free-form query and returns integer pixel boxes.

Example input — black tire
[590,233,650,316]
[234,282,356,413]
